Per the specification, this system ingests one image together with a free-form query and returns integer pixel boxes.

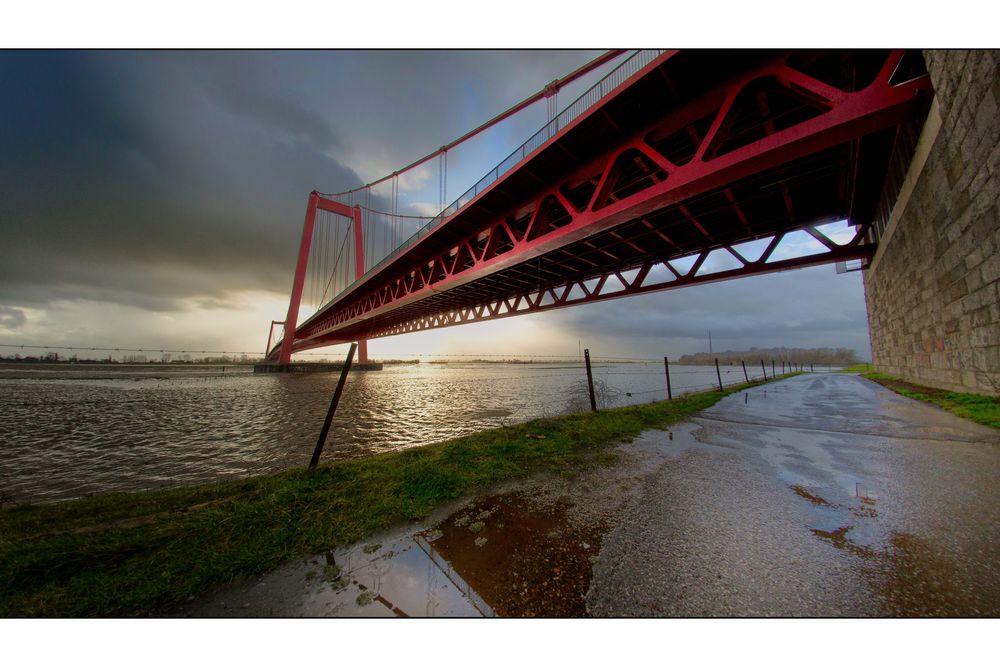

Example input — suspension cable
[319,50,625,198]
[319,217,353,305]
[355,205,433,220]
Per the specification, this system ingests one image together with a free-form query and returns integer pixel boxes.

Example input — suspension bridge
[266,49,934,365]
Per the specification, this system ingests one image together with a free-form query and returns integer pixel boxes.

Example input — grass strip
[0,375,794,617]
[863,372,1000,429]
[838,363,874,373]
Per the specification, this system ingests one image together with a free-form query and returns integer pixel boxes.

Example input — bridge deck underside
[285,50,932,355]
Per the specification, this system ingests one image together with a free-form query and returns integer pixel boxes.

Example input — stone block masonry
[864,50,999,395]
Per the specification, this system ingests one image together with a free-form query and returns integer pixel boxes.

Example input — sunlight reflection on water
[0,361,751,503]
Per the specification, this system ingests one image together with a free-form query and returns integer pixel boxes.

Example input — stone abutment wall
[864,50,999,394]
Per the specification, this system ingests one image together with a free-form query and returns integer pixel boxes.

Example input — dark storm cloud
[0,51,364,311]
[209,74,342,151]
[0,50,601,314]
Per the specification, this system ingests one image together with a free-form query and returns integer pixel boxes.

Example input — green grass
[0,375,794,617]
[838,363,874,373]
[863,372,1000,429]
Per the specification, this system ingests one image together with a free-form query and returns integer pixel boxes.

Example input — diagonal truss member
[270,49,933,360]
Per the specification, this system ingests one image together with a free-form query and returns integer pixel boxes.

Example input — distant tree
[678,347,860,366]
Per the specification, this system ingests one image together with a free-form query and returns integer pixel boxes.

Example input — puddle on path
[178,519,494,617]
[791,484,831,507]
[429,492,606,617]
[309,529,496,617]
[789,481,883,552]
[789,483,992,615]
[804,522,988,614]
[179,486,608,617]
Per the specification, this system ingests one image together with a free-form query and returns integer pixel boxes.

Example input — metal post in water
[741,360,749,383]
[772,360,775,377]
[585,349,597,412]
[664,356,673,400]
[761,359,767,380]
[714,358,723,391]
[309,343,357,469]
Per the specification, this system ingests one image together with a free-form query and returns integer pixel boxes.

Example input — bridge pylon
[275,191,368,365]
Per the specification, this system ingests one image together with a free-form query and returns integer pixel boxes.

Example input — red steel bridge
[266,49,933,364]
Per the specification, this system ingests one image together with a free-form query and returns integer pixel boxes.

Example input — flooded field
[0,360,764,503]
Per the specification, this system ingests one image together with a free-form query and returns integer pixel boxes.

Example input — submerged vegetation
[0,376,793,617]
[864,372,1000,429]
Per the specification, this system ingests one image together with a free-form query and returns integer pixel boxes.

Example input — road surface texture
[179,374,999,617]
[587,373,1000,616]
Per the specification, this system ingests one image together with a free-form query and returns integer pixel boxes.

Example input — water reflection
[316,530,494,617]
[180,485,606,617]
[179,522,494,617]
[0,361,751,503]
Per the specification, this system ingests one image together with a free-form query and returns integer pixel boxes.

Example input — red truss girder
[309,225,876,345]
[284,50,931,356]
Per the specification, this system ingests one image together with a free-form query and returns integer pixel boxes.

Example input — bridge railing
[323,49,666,303]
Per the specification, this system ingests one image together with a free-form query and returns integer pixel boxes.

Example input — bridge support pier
[351,206,369,365]
[277,192,319,365]
[274,192,370,364]
[864,50,999,395]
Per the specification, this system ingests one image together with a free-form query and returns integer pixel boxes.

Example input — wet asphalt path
[587,373,1000,616]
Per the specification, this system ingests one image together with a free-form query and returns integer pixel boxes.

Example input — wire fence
[492,360,798,420]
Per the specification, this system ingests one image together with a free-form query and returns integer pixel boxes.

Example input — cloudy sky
[0,49,873,361]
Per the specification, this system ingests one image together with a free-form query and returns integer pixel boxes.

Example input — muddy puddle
[428,493,606,617]
[177,426,666,618]
[178,488,608,617]
[177,517,494,617]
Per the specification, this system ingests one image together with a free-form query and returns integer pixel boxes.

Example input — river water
[0,361,770,504]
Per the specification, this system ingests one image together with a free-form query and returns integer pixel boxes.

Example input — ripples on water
[0,361,759,503]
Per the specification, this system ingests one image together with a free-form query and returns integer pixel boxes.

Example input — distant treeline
[678,347,861,366]
[0,357,261,365]
[427,359,539,364]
